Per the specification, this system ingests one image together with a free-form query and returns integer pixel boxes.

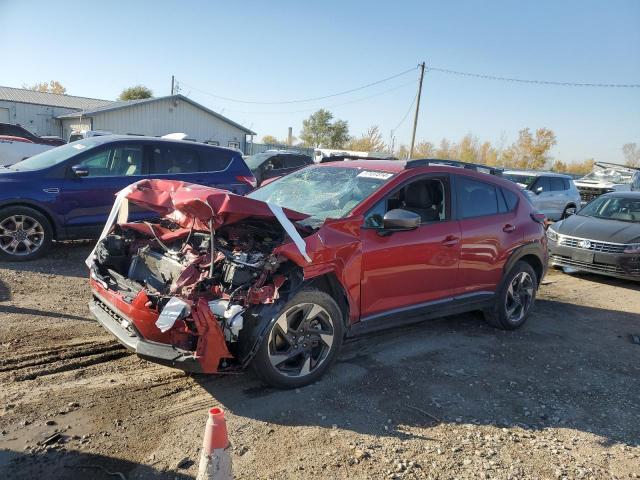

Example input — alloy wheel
[505,272,534,323]
[268,303,335,378]
[0,215,45,256]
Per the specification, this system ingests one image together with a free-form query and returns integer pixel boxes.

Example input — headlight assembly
[623,243,640,254]
[546,227,559,242]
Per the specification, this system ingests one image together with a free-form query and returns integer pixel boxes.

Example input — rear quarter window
[200,148,233,172]
[501,188,520,211]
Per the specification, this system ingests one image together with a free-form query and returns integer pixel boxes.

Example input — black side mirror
[382,209,421,231]
[534,186,543,195]
[71,165,89,177]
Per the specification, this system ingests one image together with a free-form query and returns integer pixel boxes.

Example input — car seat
[403,183,440,223]
[125,154,139,175]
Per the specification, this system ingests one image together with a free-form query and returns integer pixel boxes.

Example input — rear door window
[457,176,499,219]
[150,145,201,174]
[267,156,286,171]
[532,176,551,193]
[549,177,566,191]
[284,155,309,168]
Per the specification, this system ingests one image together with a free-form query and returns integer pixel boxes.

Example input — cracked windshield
[248,166,392,224]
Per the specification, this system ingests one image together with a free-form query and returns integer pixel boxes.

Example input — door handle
[503,224,516,233]
[441,235,459,247]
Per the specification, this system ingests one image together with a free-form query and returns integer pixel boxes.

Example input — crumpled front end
[88,179,310,374]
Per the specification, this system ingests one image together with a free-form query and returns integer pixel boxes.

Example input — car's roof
[78,134,240,153]
[315,159,406,173]
[503,169,571,178]
[260,150,310,156]
[601,191,640,199]
[313,159,521,189]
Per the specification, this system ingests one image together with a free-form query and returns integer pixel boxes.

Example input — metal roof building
[0,87,255,152]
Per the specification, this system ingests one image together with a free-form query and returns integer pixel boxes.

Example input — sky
[1,0,639,163]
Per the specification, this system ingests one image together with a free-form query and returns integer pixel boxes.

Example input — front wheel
[484,261,538,330]
[0,206,53,261]
[251,289,344,388]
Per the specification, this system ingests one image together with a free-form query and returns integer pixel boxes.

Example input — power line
[391,89,418,135]
[427,66,640,88]
[206,79,417,115]
[178,66,418,105]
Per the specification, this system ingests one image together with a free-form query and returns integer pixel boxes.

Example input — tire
[561,205,576,219]
[251,289,344,389]
[0,206,53,261]
[483,261,538,330]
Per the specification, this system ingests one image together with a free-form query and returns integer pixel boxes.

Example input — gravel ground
[0,241,639,479]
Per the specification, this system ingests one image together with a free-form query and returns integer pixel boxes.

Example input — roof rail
[594,161,640,171]
[405,158,503,176]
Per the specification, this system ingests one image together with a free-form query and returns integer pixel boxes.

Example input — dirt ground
[0,242,638,480]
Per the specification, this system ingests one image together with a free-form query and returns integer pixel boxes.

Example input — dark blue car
[0,135,257,260]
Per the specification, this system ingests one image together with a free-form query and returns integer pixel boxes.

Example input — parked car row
[1,138,638,387]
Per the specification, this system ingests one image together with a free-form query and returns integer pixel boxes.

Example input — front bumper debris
[90,296,206,372]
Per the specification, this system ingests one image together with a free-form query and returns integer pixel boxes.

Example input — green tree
[261,135,280,145]
[396,144,410,159]
[623,143,640,167]
[500,128,557,169]
[300,109,350,148]
[118,85,153,101]
[457,134,480,162]
[412,141,435,158]
[436,138,454,159]
[347,125,386,152]
[23,80,66,94]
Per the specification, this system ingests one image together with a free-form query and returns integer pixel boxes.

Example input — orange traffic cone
[197,407,233,480]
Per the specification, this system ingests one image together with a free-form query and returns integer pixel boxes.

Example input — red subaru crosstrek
[88,159,547,388]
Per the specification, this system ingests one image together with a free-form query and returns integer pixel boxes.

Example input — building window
[228,141,240,149]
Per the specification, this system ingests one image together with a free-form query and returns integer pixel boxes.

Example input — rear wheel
[251,289,343,388]
[0,206,53,261]
[484,261,537,330]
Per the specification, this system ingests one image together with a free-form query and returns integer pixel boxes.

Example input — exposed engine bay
[92,217,294,351]
[87,179,316,374]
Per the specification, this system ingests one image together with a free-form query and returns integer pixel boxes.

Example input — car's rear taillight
[236,175,257,189]
[530,212,546,224]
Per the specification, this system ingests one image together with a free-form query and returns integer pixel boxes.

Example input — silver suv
[503,170,582,220]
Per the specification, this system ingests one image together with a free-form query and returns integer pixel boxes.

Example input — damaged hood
[125,179,308,228]
[86,179,312,268]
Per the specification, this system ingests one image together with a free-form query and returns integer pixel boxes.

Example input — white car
[0,136,54,166]
[574,162,640,204]
[503,170,582,220]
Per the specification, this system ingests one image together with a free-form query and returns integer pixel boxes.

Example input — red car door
[454,174,523,294]
[359,175,461,319]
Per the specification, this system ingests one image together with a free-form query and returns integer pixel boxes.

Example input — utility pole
[171,75,175,95]
[409,62,425,159]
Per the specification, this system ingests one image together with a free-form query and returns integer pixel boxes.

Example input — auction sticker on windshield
[357,171,393,180]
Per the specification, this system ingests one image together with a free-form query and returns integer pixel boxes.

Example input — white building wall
[91,98,247,150]
[0,100,76,137]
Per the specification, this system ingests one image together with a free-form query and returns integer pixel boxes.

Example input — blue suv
[0,135,257,261]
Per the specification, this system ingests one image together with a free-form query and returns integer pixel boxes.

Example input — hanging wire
[427,67,640,88]
[178,66,419,105]
[205,79,417,115]
[391,90,419,136]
